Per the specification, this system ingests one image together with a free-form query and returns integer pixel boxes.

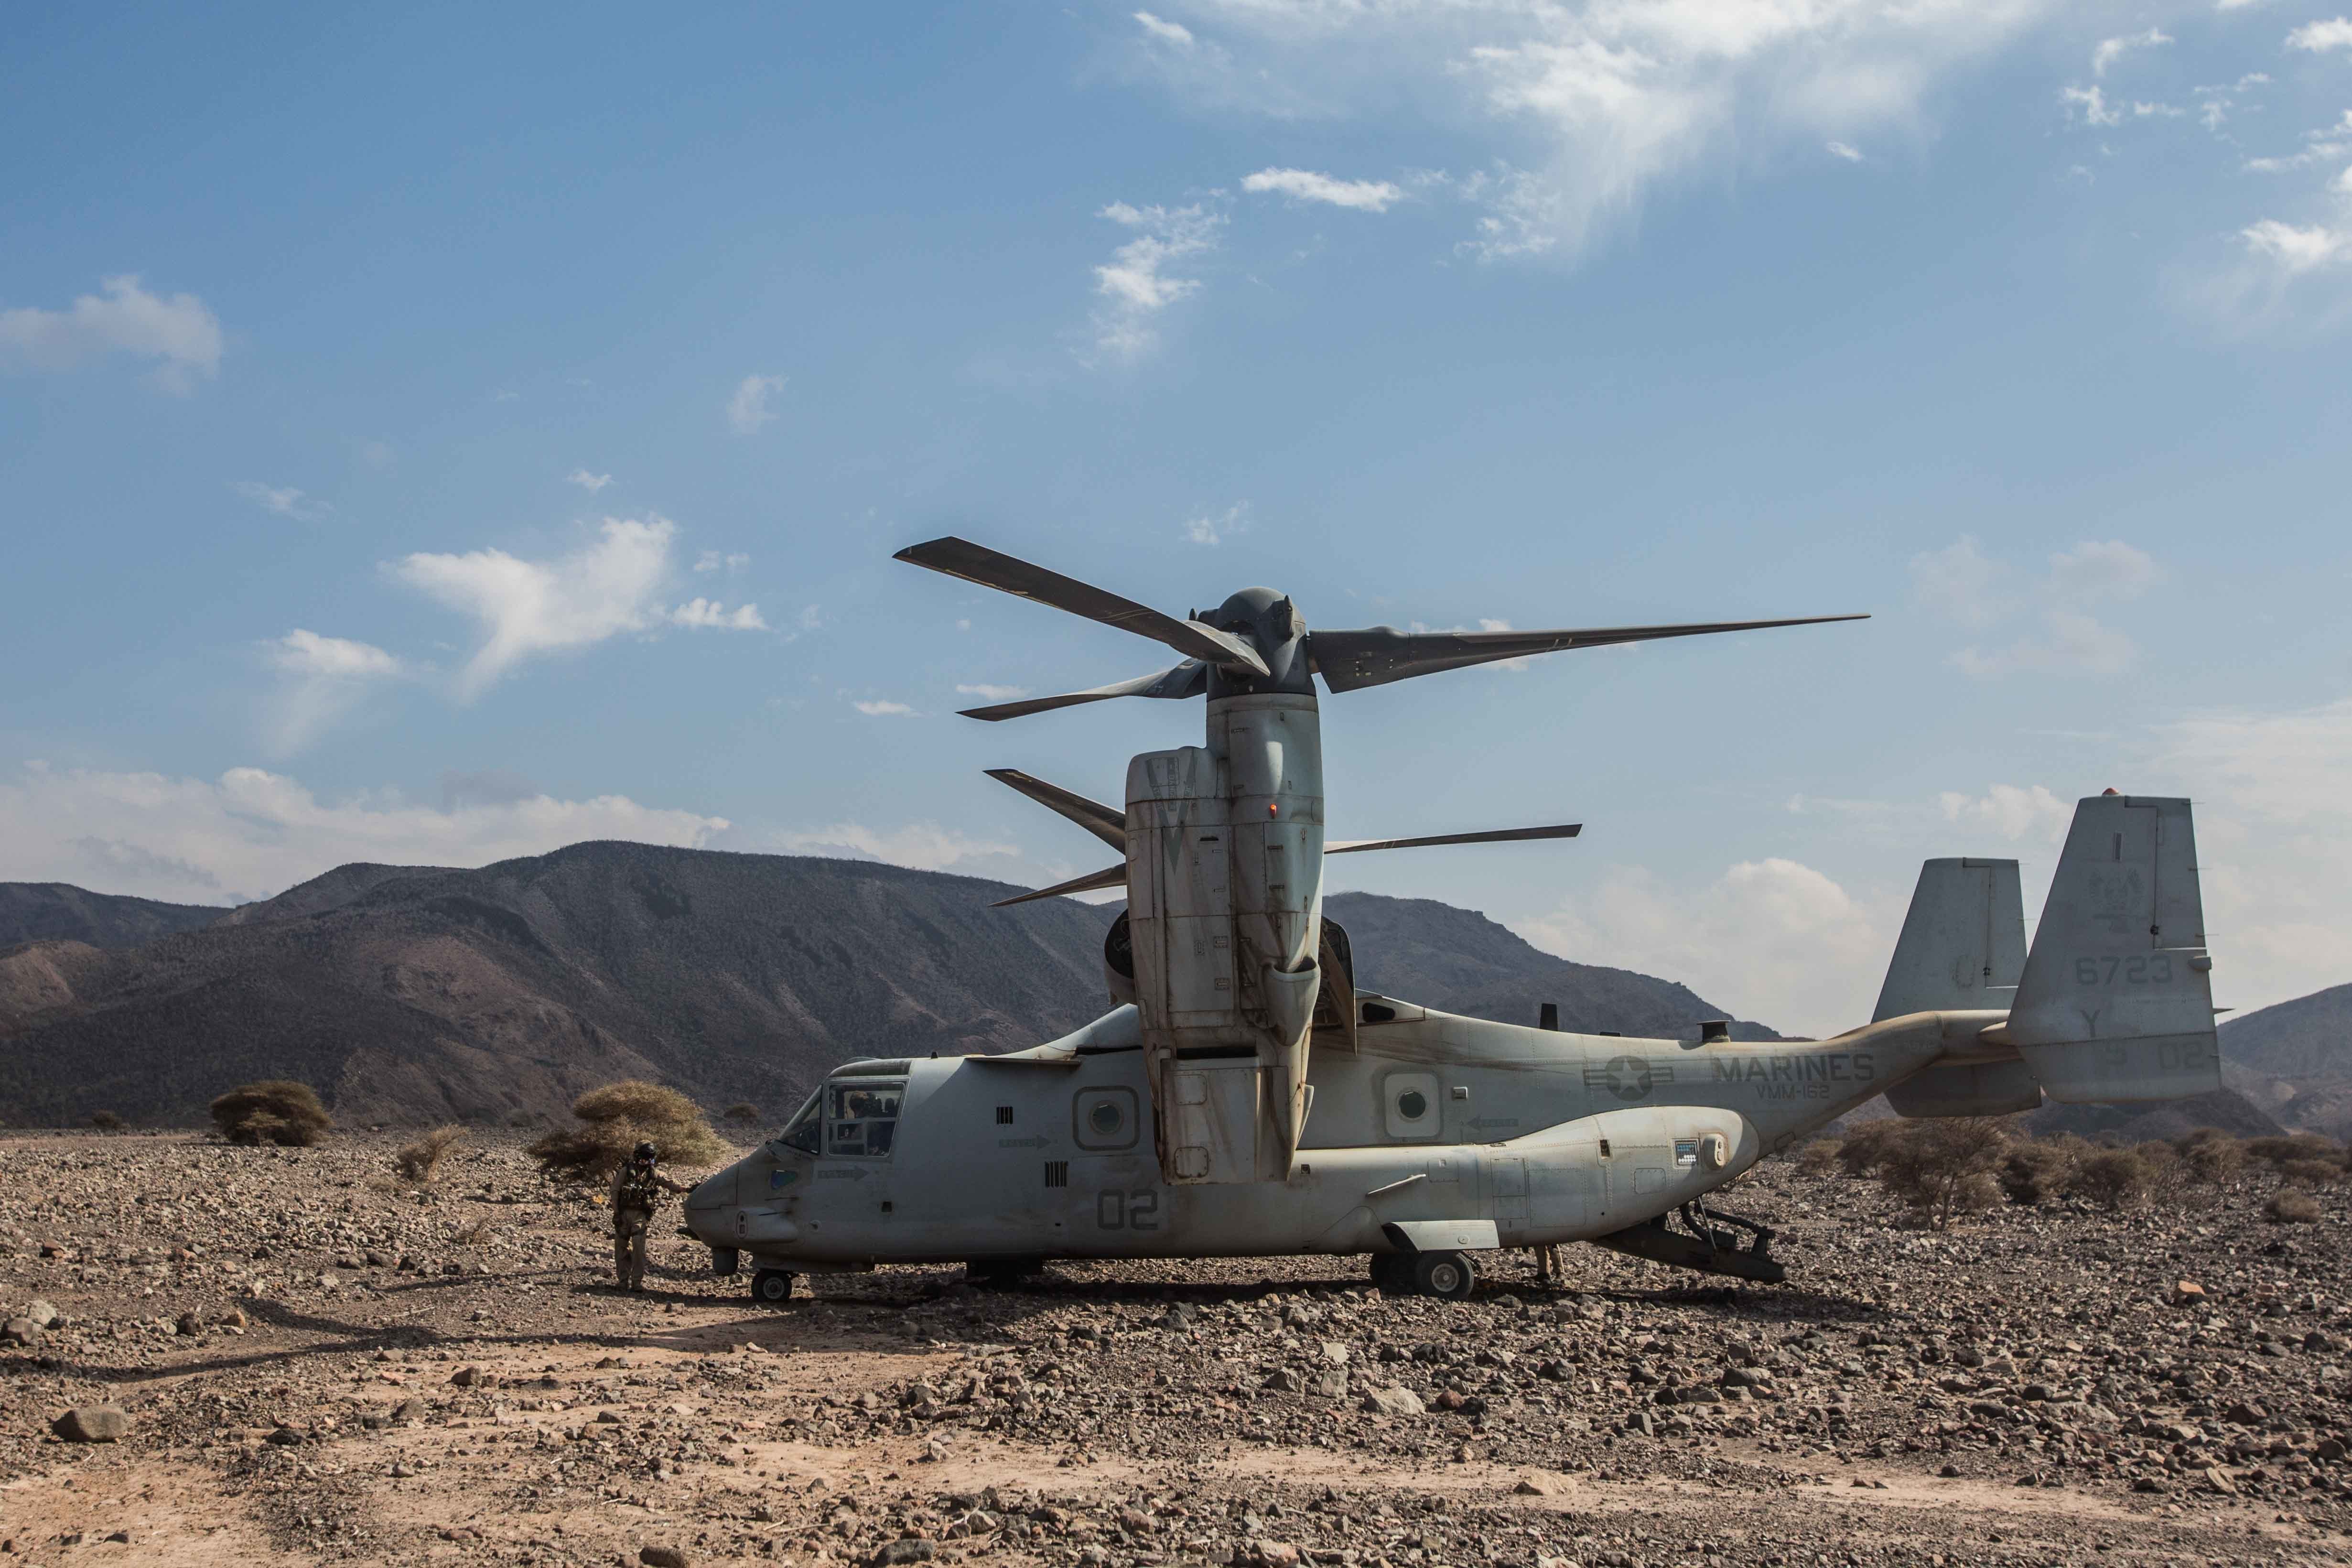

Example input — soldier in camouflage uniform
[609,1141,689,1291]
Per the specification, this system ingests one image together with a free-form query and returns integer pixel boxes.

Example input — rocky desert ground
[2,1131,2349,1568]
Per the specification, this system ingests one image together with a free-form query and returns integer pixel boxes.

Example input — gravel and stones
[1,1129,2347,1566]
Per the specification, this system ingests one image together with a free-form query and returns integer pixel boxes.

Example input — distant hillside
[2220,983,2352,1081]
[212,862,455,926]
[0,845,1116,1128]
[1327,894,1780,1042]
[0,883,225,951]
[0,849,1777,1128]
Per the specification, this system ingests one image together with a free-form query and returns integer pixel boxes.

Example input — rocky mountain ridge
[0,845,1770,1128]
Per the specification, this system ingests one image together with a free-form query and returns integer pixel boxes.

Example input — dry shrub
[527,1080,728,1182]
[2071,1148,2155,1211]
[89,1110,123,1132]
[1796,1139,1843,1178]
[2266,1188,2322,1225]
[2278,1157,2344,1188]
[2132,1139,2186,1190]
[210,1081,332,1147]
[2177,1133,2246,1184]
[1877,1118,2009,1229]
[723,1102,762,1126]
[393,1125,465,1185]
[1835,1121,1904,1178]
[2247,1134,2344,1168]
[1999,1137,2083,1206]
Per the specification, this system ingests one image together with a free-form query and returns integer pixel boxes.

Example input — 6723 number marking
[2073,954,2173,986]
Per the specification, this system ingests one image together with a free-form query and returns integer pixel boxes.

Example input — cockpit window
[826,1080,904,1158]
[776,1090,824,1155]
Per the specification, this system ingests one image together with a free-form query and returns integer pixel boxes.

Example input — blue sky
[4,1,2350,1035]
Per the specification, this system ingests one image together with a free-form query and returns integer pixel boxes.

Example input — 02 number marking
[2073,955,2173,986]
[1094,1189,1160,1231]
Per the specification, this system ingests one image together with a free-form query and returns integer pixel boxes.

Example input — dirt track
[2,1132,2348,1566]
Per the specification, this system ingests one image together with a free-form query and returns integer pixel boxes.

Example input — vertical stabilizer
[1873,858,2026,1021]
[2004,794,2218,1103]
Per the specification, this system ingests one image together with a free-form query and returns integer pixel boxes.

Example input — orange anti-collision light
[1268,803,1278,816]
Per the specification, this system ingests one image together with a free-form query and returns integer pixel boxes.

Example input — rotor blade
[1327,822,1582,855]
[1308,615,1868,693]
[958,660,1207,722]
[990,861,1128,908]
[985,768,1126,851]
[897,536,1270,676]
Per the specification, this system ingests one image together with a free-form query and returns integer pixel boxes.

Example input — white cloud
[268,629,400,680]
[1241,167,1405,212]
[693,550,751,574]
[1133,10,1193,46]
[1091,201,1224,358]
[232,481,329,521]
[2046,538,2158,600]
[727,373,786,434]
[0,275,224,393]
[956,683,1031,702]
[2286,17,2352,52]
[1953,607,2137,677]
[1936,783,2073,845]
[668,598,768,631]
[392,517,762,699]
[1516,857,1891,1038]
[852,700,917,716]
[1908,535,2007,627]
[773,822,1018,874]
[1184,501,1251,545]
[1825,140,1864,162]
[2092,27,2171,78]
[565,469,614,493]
[1143,1,2072,262]
[1918,535,2154,677]
[2063,84,2122,127]
[0,760,726,907]
[2240,218,2350,273]
[259,630,404,756]
[2155,696,2352,1011]
[1453,166,1562,260]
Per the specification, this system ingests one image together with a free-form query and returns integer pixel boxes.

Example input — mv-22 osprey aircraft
[685,540,2222,1301]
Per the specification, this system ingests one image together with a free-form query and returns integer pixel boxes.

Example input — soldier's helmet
[633,1141,657,1161]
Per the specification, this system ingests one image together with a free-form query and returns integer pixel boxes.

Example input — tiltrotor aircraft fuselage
[684,541,2222,1300]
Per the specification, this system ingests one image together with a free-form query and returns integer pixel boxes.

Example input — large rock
[52,1406,130,1443]
[1359,1386,1425,1416]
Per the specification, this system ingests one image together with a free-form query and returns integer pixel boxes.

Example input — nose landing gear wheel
[752,1268,796,1304]
[1411,1249,1477,1300]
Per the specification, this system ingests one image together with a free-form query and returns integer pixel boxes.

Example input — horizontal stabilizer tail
[2003,794,2218,1104]
[1885,1058,2042,1118]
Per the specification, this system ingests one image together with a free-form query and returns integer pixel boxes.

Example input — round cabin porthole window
[1396,1090,1428,1120]
[1090,1100,1123,1136]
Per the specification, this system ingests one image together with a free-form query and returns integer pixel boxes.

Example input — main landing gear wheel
[752,1268,796,1304]
[1369,1254,1414,1295]
[1412,1249,1477,1300]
